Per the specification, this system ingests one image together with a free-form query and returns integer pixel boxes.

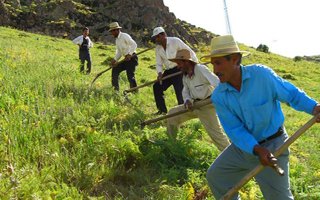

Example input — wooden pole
[123,71,183,94]
[123,62,210,94]
[221,113,320,200]
[90,47,154,87]
[141,98,212,128]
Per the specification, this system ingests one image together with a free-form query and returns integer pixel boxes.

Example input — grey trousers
[206,130,294,200]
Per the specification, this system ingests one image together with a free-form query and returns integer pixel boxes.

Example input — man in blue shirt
[201,35,320,200]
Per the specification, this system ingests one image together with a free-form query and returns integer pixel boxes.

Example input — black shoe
[113,86,119,91]
[153,110,167,115]
[132,89,138,94]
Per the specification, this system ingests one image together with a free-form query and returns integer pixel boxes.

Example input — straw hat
[151,26,165,38]
[200,35,250,62]
[168,49,197,63]
[108,22,122,32]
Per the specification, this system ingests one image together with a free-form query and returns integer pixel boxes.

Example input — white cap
[151,27,165,38]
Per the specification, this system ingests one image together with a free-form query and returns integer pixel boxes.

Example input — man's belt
[195,95,211,101]
[165,66,178,71]
[259,126,284,145]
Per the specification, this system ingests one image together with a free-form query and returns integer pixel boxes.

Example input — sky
[163,0,320,58]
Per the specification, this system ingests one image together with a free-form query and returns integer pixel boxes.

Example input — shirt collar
[183,64,197,79]
[116,31,122,39]
[219,65,251,92]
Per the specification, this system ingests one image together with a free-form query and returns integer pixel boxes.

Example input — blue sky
[163,0,320,58]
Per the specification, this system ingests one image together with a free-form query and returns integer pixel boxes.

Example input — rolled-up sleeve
[88,38,93,48]
[268,67,318,114]
[72,36,82,45]
[182,77,192,102]
[124,34,137,55]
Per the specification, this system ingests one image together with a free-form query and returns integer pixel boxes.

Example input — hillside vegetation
[0,0,214,49]
[0,26,319,199]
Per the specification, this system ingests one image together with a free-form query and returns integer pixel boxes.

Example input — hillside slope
[0,0,215,49]
[0,27,319,199]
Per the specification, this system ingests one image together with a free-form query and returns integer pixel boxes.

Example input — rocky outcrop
[1,0,216,48]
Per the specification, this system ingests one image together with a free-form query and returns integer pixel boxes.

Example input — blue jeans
[206,130,294,200]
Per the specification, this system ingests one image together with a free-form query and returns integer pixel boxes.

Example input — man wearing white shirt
[72,27,93,74]
[109,22,138,91]
[151,27,198,115]
[167,49,230,151]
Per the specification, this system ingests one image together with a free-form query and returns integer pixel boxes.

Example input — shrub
[256,44,269,53]
[293,56,303,62]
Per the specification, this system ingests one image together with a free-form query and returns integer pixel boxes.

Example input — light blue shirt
[211,64,317,154]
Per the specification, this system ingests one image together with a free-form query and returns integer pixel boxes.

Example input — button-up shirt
[114,32,137,61]
[212,64,318,154]
[72,35,93,48]
[182,64,219,103]
[155,37,198,73]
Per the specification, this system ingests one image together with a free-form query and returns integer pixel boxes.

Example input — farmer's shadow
[96,135,214,199]
[82,121,216,199]
[135,132,216,197]
[139,135,213,178]
[52,82,106,103]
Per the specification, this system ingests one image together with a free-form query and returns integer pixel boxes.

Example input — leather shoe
[153,110,167,115]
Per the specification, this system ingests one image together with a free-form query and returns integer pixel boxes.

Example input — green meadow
[0,26,319,199]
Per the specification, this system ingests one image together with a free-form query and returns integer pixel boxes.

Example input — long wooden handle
[123,62,210,94]
[141,98,212,128]
[123,71,183,94]
[90,67,112,86]
[91,47,154,86]
[221,113,320,200]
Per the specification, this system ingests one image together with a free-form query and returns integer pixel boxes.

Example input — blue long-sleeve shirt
[211,64,318,154]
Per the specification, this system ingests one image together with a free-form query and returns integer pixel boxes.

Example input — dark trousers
[153,67,184,113]
[79,50,91,74]
[111,54,138,91]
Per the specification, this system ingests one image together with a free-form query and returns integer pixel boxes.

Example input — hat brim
[200,51,250,62]
[108,27,122,32]
[151,31,165,38]
[168,58,197,64]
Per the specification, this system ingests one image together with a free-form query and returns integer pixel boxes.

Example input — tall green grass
[0,26,319,199]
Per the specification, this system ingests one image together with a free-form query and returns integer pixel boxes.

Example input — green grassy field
[0,26,319,199]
